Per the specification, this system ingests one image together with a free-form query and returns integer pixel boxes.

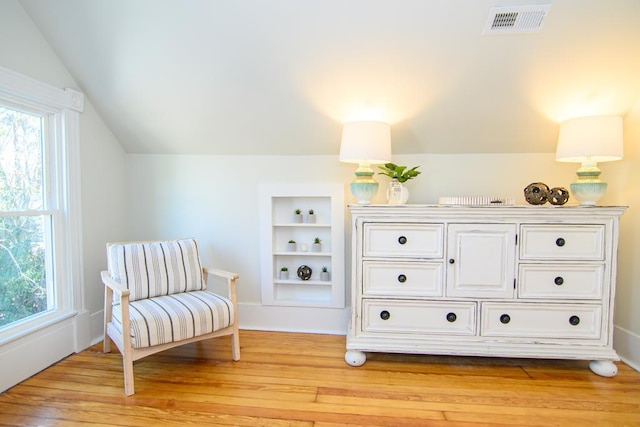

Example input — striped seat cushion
[107,238,205,301]
[112,291,234,349]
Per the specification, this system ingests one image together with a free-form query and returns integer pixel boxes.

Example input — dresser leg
[345,350,367,366]
[589,360,618,377]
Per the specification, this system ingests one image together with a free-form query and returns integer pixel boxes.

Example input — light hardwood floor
[1,330,639,426]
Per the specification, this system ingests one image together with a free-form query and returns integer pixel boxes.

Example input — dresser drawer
[518,264,604,299]
[363,261,443,297]
[480,303,601,339]
[363,223,444,258]
[362,299,476,335]
[519,225,604,260]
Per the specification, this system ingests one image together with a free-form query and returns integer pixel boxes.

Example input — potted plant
[306,209,316,223]
[287,239,297,251]
[311,237,321,252]
[378,163,421,204]
[320,266,330,281]
[279,267,289,280]
[293,209,303,223]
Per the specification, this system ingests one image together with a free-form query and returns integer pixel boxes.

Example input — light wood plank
[1,330,639,426]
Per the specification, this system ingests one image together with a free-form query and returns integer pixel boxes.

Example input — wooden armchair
[102,238,240,396]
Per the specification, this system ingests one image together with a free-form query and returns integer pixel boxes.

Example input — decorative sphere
[549,187,570,205]
[524,182,550,205]
[297,265,312,280]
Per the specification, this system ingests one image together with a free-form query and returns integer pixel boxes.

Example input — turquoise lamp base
[350,165,379,205]
[570,161,608,206]
[570,181,607,206]
[350,181,379,205]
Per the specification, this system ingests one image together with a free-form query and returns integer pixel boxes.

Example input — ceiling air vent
[483,5,551,35]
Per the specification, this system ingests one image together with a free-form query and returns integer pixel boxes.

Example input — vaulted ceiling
[19,0,640,155]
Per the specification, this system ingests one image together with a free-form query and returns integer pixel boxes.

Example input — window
[0,106,52,328]
[0,66,85,377]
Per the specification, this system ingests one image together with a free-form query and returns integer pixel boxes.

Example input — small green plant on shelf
[308,209,314,214]
[294,209,301,215]
[314,237,321,244]
[280,267,288,272]
[377,163,421,183]
[321,266,328,273]
[288,239,296,244]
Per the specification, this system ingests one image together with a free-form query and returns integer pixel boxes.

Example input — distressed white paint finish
[346,205,625,377]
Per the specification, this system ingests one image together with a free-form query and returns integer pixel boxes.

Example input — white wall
[610,106,640,370]
[0,0,128,341]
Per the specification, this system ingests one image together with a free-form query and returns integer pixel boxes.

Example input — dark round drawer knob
[397,274,407,283]
[554,276,564,286]
[446,312,457,322]
[380,310,390,320]
[556,237,566,247]
[569,315,580,326]
[398,236,407,245]
[449,259,455,264]
[500,314,511,324]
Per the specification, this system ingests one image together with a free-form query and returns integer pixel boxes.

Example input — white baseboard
[238,302,349,335]
[0,319,75,392]
[74,309,92,351]
[90,309,105,345]
[614,325,640,372]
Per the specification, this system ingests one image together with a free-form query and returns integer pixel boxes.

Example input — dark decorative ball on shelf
[524,182,550,205]
[297,265,312,281]
[549,187,570,205]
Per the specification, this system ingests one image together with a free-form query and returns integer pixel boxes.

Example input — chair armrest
[204,268,239,281]
[203,267,238,304]
[101,270,130,298]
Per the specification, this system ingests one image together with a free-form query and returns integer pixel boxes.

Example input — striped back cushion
[107,238,205,301]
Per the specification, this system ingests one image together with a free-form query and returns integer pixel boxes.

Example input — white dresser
[345,205,626,376]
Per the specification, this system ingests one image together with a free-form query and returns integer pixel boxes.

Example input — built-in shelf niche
[259,183,345,308]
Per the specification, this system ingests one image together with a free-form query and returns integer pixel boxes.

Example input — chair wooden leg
[122,348,135,396]
[231,329,240,361]
[103,287,113,353]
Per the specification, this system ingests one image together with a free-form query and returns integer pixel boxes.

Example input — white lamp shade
[339,121,392,164]
[556,116,623,163]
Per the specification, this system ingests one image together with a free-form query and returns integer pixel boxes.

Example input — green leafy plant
[308,209,314,215]
[378,163,421,183]
[288,239,296,244]
[322,266,328,273]
[314,237,321,244]
[280,267,288,272]
[294,209,301,215]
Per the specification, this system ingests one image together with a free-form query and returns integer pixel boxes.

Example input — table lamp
[555,116,623,206]
[339,121,392,205]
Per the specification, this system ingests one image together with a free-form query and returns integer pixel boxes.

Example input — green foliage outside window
[0,107,48,328]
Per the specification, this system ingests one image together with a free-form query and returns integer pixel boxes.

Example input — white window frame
[0,66,86,391]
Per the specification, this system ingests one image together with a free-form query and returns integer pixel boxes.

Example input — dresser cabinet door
[446,224,516,298]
